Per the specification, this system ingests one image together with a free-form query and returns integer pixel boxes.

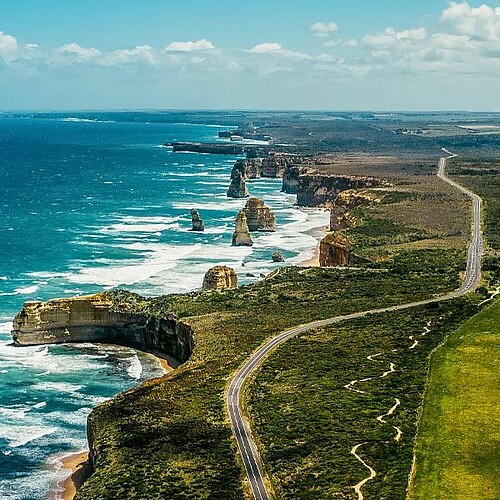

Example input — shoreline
[296,224,329,268]
[48,451,89,500]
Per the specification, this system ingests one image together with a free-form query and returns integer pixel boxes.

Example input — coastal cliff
[319,234,370,267]
[330,190,381,231]
[297,174,384,207]
[12,294,194,363]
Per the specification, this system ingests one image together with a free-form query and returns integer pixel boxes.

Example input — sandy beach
[47,451,89,500]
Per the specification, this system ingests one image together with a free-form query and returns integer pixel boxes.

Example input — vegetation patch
[247,298,482,499]
[410,298,500,500]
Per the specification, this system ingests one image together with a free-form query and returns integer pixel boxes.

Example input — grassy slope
[410,298,500,500]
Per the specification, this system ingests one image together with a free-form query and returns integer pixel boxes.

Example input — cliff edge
[11,293,194,363]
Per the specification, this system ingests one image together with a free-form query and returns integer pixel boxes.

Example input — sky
[1,1,499,111]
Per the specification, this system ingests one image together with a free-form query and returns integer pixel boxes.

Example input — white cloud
[165,39,214,52]
[0,31,18,61]
[311,22,339,38]
[441,2,500,41]
[58,43,101,61]
[103,45,156,65]
[247,42,311,60]
[363,27,427,48]
[248,42,283,54]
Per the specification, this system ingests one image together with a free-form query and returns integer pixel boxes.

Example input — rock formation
[243,197,276,232]
[330,190,380,231]
[297,175,384,207]
[11,294,193,362]
[272,251,285,263]
[282,165,310,194]
[202,266,238,290]
[231,158,262,180]
[232,210,253,246]
[190,209,204,231]
[319,234,371,267]
[227,170,250,198]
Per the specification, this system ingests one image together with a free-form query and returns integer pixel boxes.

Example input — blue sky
[1,1,499,110]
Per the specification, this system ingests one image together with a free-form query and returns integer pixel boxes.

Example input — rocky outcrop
[330,190,380,231]
[319,234,370,267]
[282,165,311,194]
[227,170,250,198]
[231,158,262,180]
[297,175,384,207]
[202,266,238,290]
[260,153,301,178]
[272,251,285,263]
[232,210,253,246]
[243,197,276,232]
[190,209,205,231]
[11,294,193,363]
[165,142,245,155]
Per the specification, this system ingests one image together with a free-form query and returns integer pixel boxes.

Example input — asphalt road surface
[226,151,483,500]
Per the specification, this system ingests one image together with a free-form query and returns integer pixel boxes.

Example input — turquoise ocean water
[0,113,328,499]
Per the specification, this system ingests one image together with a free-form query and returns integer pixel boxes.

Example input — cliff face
[282,165,311,194]
[202,266,238,290]
[232,210,253,246]
[319,234,370,267]
[297,175,384,207]
[330,190,380,231]
[243,197,276,232]
[11,295,193,363]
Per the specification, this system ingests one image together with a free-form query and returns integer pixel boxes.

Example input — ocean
[0,112,328,499]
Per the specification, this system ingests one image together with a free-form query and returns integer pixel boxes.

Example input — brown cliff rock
[202,266,238,290]
[330,190,380,231]
[232,210,253,246]
[319,234,370,267]
[297,175,384,207]
[243,197,276,232]
[11,294,193,362]
[190,209,205,231]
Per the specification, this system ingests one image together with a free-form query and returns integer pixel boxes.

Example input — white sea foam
[0,321,12,334]
[127,355,143,379]
[167,171,211,177]
[0,422,58,448]
[68,244,201,287]
[0,276,7,281]
[13,285,39,295]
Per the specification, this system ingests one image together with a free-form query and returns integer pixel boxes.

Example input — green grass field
[409,297,500,500]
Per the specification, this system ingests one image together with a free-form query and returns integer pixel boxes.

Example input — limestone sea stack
[202,266,238,290]
[190,209,205,231]
[243,197,276,232]
[232,210,253,246]
[227,170,249,198]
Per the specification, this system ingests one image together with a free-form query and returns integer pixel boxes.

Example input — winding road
[226,150,483,500]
